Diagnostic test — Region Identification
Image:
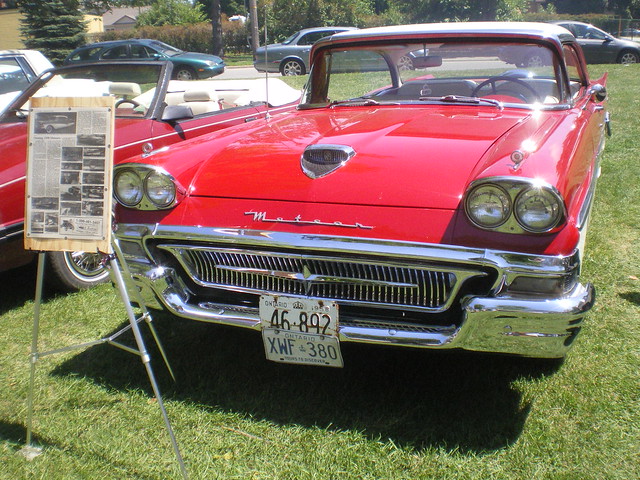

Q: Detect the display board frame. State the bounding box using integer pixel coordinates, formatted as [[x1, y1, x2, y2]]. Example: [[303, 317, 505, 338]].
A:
[[24, 96, 115, 254]]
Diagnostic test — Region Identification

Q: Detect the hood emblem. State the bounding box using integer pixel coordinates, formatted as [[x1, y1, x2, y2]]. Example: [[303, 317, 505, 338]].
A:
[[301, 144, 355, 179], [245, 211, 373, 230]]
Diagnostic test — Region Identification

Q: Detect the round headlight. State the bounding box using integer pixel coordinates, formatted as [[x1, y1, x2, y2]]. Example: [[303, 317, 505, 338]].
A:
[[144, 170, 176, 208], [114, 169, 143, 207], [514, 187, 563, 232], [465, 184, 511, 228]]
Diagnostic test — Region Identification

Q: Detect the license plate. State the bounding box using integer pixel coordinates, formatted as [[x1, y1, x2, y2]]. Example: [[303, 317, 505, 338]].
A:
[[259, 295, 343, 367]]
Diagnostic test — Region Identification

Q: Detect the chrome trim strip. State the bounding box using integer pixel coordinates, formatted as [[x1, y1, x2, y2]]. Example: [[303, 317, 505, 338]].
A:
[[0, 175, 26, 189], [118, 225, 580, 281], [577, 130, 606, 229]]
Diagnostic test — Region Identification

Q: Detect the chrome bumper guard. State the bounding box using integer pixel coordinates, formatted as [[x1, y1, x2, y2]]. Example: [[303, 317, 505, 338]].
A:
[[115, 224, 594, 358]]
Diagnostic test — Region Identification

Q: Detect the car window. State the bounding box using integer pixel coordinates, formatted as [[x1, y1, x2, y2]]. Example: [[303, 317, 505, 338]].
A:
[[584, 27, 609, 40], [2, 63, 165, 121], [304, 41, 565, 108], [101, 45, 129, 60], [298, 31, 334, 46], [281, 32, 298, 45], [0, 58, 31, 95], [562, 44, 585, 97], [130, 44, 154, 59], [68, 47, 102, 62]]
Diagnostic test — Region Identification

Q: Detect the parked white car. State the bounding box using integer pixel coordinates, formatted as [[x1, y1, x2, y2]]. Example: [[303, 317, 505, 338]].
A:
[[0, 50, 53, 114]]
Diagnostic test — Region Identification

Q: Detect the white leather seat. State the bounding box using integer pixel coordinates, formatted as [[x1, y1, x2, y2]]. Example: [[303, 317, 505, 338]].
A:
[[179, 90, 220, 115]]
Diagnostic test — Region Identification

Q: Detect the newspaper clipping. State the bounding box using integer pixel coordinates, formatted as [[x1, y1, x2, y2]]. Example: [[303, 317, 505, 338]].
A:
[[25, 98, 114, 253]]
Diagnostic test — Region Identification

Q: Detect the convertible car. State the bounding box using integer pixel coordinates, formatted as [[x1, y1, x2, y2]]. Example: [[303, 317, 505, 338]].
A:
[[0, 61, 300, 291], [113, 23, 608, 366]]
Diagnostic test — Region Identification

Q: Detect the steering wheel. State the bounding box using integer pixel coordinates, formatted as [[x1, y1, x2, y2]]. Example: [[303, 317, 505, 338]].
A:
[[472, 76, 541, 103], [115, 98, 141, 108]]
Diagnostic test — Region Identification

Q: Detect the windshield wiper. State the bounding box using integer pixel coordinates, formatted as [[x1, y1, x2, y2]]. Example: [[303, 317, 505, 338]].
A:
[[420, 94, 503, 109], [330, 97, 381, 107]]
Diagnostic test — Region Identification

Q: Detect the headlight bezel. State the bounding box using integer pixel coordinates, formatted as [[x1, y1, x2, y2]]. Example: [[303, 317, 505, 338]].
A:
[[514, 186, 564, 233], [464, 183, 512, 229], [114, 168, 144, 207], [113, 164, 181, 210], [464, 177, 566, 234]]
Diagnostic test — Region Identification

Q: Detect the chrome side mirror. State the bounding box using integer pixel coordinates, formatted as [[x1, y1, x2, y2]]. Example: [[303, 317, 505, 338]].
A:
[[589, 84, 607, 102]]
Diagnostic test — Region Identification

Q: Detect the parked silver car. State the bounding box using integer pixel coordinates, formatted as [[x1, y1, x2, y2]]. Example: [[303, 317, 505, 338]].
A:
[[254, 27, 357, 75]]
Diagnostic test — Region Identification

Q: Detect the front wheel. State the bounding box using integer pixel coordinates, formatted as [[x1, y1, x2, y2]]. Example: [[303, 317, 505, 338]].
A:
[[280, 59, 305, 76], [47, 251, 110, 292], [174, 66, 196, 80], [618, 50, 639, 64]]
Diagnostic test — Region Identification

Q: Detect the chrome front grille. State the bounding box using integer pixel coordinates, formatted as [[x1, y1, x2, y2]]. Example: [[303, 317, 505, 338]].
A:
[[159, 244, 486, 312]]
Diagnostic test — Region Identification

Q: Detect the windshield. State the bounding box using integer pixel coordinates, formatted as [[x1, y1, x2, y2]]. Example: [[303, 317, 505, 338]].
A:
[[150, 41, 183, 56], [281, 32, 299, 45], [302, 40, 573, 109], [1, 63, 164, 121]]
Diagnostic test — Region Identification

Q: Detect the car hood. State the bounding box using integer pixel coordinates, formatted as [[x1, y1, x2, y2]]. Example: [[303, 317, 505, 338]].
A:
[[185, 106, 550, 210], [174, 51, 223, 64]]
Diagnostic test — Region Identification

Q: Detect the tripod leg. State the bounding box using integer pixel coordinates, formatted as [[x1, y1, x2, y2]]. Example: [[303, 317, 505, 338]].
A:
[[109, 255, 189, 479], [110, 238, 176, 381], [21, 252, 46, 459]]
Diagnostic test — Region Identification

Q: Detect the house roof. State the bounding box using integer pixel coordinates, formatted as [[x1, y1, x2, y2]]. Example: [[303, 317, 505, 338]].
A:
[[102, 7, 150, 26]]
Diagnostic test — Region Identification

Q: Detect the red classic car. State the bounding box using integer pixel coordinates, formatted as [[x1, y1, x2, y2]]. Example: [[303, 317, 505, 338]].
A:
[[0, 61, 300, 291], [113, 23, 609, 366]]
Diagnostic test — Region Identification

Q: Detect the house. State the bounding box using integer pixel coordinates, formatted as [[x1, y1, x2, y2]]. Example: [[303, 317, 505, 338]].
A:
[[102, 7, 150, 32]]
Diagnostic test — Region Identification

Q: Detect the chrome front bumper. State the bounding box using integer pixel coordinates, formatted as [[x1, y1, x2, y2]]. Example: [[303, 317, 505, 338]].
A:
[[114, 224, 594, 358]]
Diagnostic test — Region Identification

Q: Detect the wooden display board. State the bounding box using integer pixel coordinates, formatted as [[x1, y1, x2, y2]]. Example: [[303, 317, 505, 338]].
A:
[[24, 96, 115, 254]]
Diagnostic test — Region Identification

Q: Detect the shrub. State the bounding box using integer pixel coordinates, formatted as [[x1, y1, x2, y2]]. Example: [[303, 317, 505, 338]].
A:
[[93, 16, 250, 56]]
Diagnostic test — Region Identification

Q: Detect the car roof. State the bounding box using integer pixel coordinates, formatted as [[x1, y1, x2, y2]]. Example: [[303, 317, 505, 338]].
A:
[[77, 39, 158, 49], [325, 22, 575, 45], [551, 21, 593, 27], [295, 26, 356, 35]]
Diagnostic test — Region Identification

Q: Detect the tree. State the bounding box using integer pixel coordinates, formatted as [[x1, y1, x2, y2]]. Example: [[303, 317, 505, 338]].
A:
[[18, 0, 86, 65], [265, 0, 375, 41], [548, 0, 607, 14], [210, 0, 223, 56], [249, 0, 259, 53], [196, 0, 244, 18], [136, 0, 207, 27], [392, 0, 527, 23]]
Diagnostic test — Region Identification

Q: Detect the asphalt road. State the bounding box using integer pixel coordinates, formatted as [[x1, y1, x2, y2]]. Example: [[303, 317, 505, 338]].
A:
[[218, 66, 278, 80]]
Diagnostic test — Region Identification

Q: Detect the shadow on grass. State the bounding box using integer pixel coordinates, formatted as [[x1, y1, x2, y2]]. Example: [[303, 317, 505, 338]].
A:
[[0, 420, 56, 453], [0, 262, 39, 314], [0, 259, 72, 315], [620, 291, 640, 306], [0, 420, 29, 446], [51, 313, 562, 455]]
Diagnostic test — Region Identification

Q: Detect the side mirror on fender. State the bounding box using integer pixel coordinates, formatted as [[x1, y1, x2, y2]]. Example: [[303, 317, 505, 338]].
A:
[[589, 83, 607, 102]]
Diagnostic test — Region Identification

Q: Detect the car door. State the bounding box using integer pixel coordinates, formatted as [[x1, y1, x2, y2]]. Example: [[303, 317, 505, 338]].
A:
[[0, 121, 30, 244], [148, 102, 265, 150], [574, 26, 618, 63]]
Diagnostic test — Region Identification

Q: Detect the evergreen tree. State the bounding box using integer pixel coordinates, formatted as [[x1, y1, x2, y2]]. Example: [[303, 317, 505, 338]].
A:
[[18, 0, 86, 65]]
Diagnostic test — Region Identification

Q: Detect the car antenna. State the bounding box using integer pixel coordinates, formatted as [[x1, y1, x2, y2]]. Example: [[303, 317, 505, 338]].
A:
[[263, 5, 270, 120]]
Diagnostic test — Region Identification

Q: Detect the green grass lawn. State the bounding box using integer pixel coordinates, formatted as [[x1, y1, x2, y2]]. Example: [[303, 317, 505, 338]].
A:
[[1, 64, 638, 479]]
